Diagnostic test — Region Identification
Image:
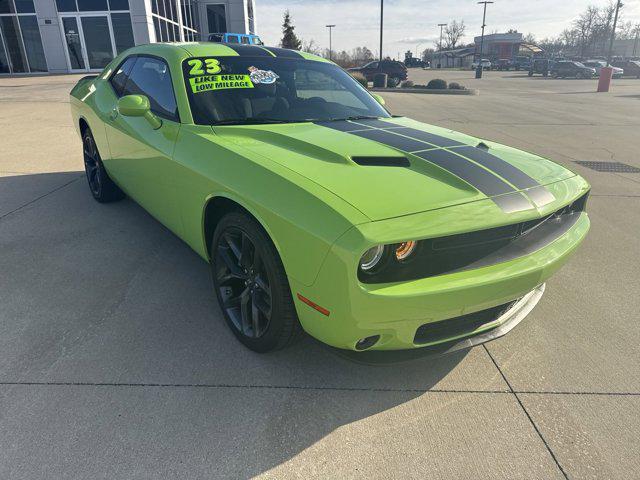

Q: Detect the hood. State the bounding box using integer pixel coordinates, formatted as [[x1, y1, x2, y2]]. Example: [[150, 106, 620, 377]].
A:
[[213, 117, 575, 221]]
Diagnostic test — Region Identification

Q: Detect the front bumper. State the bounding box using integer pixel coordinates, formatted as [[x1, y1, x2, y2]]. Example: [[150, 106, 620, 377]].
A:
[[292, 177, 590, 351]]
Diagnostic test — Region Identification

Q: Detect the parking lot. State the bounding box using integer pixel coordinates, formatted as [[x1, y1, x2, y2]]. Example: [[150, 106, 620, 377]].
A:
[[1, 69, 639, 479]]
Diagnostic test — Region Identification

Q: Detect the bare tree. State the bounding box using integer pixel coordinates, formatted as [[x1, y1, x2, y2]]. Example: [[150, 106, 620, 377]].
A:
[[301, 38, 320, 55], [573, 5, 598, 57], [444, 20, 466, 49]]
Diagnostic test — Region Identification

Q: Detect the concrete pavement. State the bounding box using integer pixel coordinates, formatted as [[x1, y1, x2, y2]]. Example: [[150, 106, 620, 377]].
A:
[[1, 70, 639, 479]]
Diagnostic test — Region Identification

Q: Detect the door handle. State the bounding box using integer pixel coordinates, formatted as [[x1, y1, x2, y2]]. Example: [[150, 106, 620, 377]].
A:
[[109, 107, 118, 121]]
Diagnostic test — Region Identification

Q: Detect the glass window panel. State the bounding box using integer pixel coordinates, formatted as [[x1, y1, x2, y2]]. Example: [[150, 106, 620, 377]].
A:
[[156, 0, 165, 17], [18, 16, 47, 72], [0, 0, 16, 14], [122, 56, 177, 120], [61, 16, 85, 69], [108, 0, 128, 10], [152, 16, 161, 41], [111, 13, 134, 53], [55, 0, 77, 11], [15, 0, 35, 13], [0, 16, 28, 72], [0, 29, 10, 73], [80, 16, 113, 68], [206, 4, 225, 33], [109, 55, 135, 95], [77, 0, 107, 11]]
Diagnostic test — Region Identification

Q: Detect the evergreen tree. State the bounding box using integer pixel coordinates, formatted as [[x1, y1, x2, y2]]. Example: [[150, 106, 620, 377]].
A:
[[280, 10, 302, 50]]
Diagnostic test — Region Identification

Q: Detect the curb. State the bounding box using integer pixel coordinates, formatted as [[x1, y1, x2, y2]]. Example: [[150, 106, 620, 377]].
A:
[[370, 88, 479, 95]]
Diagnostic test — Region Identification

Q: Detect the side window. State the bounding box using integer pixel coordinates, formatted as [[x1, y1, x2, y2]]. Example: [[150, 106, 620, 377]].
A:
[[227, 35, 239, 43], [109, 56, 137, 96], [122, 56, 179, 121], [240, 35, 249, 44], [366, 62, 379, 69]]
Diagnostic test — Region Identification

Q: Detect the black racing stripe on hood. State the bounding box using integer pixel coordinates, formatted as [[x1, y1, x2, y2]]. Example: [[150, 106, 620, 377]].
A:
[[491, 192, 536, 213], [351, 129, 434, 152], [384, 127, 467, 148], [453, 146, 539, 189], [525, 185, 556, 207], [314, 120, 372, 132], [314, 119, 536, 212], [261, 46, 304, 58], [223, 44, 274, 56], [415, 149, 516, 197], [349, 118, 404, 129], [452, 146, 555, 207]]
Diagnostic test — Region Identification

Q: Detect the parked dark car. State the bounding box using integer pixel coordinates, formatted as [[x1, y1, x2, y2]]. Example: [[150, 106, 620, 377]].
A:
[[514, 56, 531, 71], [404, 57, 426, 68], [611, 60, 640, 78], [528, 58, 553, 76], [495, 59, 513, 71], [349, 60, 408, 87], [550, 61, 595, 79]]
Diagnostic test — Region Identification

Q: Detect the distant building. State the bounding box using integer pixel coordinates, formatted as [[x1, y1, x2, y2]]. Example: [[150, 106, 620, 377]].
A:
[[611, 38, 640, 58], [0, 0, 256, 75], [474, 32, 522, 60]]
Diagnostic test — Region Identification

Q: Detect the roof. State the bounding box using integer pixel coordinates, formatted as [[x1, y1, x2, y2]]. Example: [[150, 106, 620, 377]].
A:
[[125, 42, 331, 63]]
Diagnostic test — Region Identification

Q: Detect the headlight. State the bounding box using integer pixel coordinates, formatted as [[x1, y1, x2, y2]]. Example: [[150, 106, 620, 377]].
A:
[[395, 241, 417, 261], [359, 245, 385, 271]]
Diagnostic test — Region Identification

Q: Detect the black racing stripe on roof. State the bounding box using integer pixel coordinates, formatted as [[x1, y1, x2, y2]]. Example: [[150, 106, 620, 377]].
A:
[[453, 146, 541, 189], [388, 127, 466, 148], [351, 129, 433, 152], [314, 120, 373, 132], [414, 149, 516, 197], [223, 44, 273, 56], [261, 46, 304, 58]]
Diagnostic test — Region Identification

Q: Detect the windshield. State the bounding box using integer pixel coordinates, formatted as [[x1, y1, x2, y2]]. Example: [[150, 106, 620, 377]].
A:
[[182, 56, 389, 125]]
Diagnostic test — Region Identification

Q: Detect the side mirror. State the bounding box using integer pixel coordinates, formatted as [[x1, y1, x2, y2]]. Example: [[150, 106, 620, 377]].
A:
[[117, 94, 162, 129], [371, 93, 386, 106]]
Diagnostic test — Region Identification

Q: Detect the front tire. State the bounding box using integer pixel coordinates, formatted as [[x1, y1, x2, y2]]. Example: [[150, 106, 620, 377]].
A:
[[82, 128, 124, 203], [210, 211, 302, 352]]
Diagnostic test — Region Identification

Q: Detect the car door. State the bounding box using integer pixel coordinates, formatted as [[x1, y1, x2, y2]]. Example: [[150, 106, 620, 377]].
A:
[[104, 55, 183, 236]]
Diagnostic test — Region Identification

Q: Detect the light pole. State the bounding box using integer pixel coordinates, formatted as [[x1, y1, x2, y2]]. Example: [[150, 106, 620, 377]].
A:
[[379, 0, 384, 61], [633, 24, 640, 57], [438, 23, 447, 68], [476, 1, 493, 79], [326, 24, 336, 61], [606, 0, 623, 66]]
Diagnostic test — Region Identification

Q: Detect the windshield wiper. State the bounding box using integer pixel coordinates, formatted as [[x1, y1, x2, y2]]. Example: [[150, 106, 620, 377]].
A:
[[213, 118, 289, 126], [333, 115, 381, 122]]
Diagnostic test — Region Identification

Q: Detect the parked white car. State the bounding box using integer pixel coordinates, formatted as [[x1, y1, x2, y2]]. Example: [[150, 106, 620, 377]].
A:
[[583, 60, 624, 78], [471, 59, 492, 70]]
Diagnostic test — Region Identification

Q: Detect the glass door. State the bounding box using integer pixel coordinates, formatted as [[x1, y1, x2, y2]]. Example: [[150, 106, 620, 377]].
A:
[[60, 16, 86, 71], [80, 16, 114, 69], [59, 13, 116, 72]]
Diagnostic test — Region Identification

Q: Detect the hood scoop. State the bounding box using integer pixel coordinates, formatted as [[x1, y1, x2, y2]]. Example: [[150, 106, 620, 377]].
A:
[[351, 156, 410, 167]]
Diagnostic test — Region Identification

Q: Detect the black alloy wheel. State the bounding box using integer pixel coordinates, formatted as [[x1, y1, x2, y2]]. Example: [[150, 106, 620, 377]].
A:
[[211, 212, 302, 352], [82, 128, 124, 202], [216, 227, 272, 339], [83, 130, 102, 197]]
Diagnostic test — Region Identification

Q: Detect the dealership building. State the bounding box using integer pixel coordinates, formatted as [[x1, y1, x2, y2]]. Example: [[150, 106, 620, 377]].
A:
[[0, 0, 256, 75]]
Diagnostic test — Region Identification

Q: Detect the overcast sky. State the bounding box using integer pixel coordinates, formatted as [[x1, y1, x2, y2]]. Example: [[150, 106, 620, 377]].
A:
[[255, 0, 640, 57]]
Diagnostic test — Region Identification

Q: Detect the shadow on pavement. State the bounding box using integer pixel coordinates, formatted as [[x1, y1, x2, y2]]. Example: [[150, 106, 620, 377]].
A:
[[0, 172, 471, 477]]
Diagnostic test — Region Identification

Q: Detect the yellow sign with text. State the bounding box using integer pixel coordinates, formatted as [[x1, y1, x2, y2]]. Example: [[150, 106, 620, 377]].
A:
[[190, 74, 254, 94]]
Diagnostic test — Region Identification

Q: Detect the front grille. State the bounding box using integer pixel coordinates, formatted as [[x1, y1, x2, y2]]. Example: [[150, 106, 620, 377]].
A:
[[359, 191, 589, 284], [414, 300, 519, 345]]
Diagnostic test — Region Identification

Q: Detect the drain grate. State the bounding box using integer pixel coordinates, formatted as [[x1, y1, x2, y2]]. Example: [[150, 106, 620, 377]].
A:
[[574, 161, 640, 173]]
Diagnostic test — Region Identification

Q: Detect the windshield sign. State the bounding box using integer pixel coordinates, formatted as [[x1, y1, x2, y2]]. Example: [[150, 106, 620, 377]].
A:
[[182, 56, 389, 125]]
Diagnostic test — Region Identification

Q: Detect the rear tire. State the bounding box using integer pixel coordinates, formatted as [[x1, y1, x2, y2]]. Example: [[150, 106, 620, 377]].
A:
[[82, 127, 125, 203], [210, 211, 302, 352]]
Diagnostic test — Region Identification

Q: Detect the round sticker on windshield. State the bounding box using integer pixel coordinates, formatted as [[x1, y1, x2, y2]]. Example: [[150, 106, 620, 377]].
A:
[[248, 66, 279, 85]]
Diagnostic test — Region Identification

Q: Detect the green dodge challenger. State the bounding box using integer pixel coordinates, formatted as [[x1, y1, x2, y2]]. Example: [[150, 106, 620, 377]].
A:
[[70, 43, 590, 353]]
